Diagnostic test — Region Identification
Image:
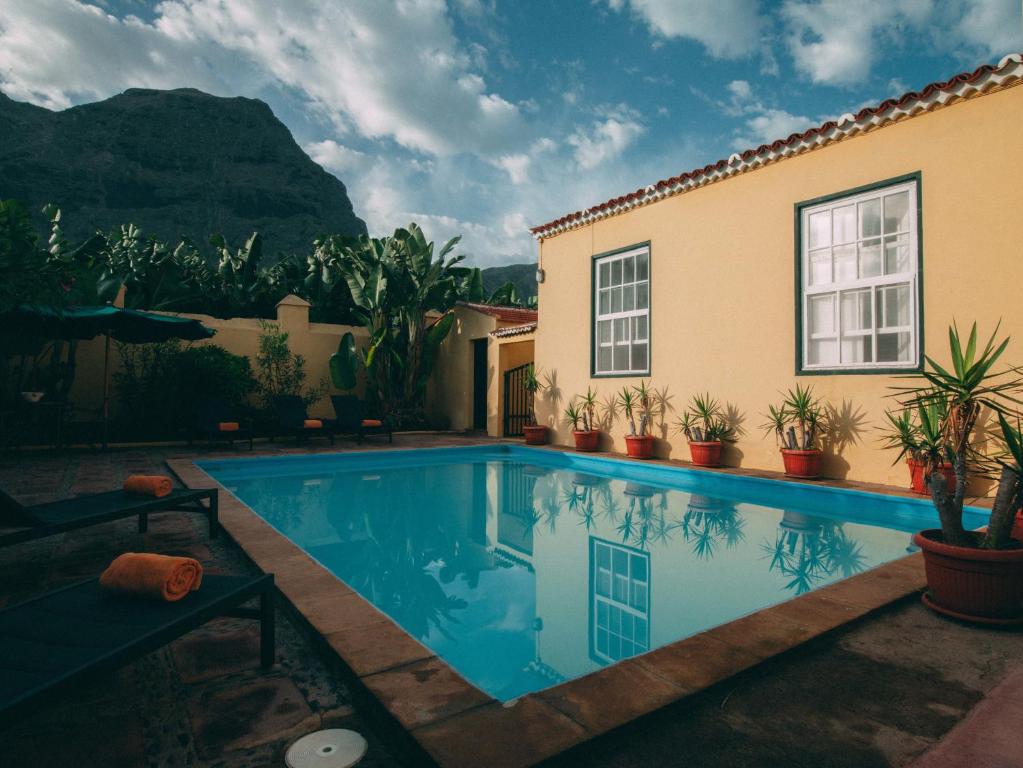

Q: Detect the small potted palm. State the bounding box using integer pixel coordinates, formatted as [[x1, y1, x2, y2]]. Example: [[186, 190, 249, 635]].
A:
[[565, 387, 600, 451], [677, 393, 733, 467], [894, 323, 1023, 624], [521, 364, 547, 445], [764, 384, 828, 479], [880, 403, 956, 495], [619, 380, 654, 459]]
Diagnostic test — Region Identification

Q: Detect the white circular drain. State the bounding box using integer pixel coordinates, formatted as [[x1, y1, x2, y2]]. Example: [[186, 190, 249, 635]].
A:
[[285, 729, 368, 768]]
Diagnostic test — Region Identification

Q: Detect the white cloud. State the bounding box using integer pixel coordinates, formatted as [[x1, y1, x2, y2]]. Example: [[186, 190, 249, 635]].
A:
[[498, 154, 531, 184], [948, 0, 1023, 59], [732, 108, 813, 149], [603, 0, 765, 58], [305, 140, 369, 175], [567, 108, 646, 170]]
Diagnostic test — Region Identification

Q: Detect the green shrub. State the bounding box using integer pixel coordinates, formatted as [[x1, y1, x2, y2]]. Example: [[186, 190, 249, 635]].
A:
[[255, 321, 326, 408]]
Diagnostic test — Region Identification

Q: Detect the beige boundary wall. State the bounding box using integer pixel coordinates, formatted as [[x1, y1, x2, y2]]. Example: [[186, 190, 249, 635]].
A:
[[487, 331, 536, 437], [533, 81, 1023, 488], [69, 295, 368, 421]]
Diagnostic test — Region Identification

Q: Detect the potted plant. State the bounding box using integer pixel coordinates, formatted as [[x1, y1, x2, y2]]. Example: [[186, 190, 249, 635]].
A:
[[880, 403, 956, 495], [521, 364, 547, 445], [677, 393, 733, 467], [619, 380, 654, 459], [895, 323, 1023, 624], [564, 387, 600, 451], [764, 384, 828, 479]]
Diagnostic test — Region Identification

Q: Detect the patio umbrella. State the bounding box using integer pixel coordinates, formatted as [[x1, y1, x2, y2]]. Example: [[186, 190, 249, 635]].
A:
[[0, 304, 216, 448]]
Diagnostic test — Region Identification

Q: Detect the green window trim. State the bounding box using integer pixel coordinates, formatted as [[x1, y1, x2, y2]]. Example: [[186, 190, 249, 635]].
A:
[[590, 241, 652, 379], [793, 171, 925, 376]]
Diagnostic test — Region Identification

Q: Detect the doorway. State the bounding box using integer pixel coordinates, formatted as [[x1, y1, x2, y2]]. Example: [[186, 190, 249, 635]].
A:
[[472, 338, 488, 431]]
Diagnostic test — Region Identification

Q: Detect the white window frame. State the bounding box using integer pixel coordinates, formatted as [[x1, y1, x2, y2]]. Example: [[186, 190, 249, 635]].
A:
[[800, 179, 920, 372], [593, 245, 650, 376]]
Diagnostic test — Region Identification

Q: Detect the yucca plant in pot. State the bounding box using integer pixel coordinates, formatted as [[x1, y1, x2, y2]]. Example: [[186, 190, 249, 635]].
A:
[[521, 364, 547, 445], [619, 380, 655, 459], [764, 384, 829, 479], [880, 401, 956, 495], [894, 323, 1023, 623], [566, 387, 600, 451], [677, 393, 734, 467]]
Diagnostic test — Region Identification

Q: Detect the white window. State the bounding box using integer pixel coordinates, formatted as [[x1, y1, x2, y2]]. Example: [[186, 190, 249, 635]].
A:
[[594, 245, 650, 375], [801, 180, 919, 371], [592, 539, 649, 663]]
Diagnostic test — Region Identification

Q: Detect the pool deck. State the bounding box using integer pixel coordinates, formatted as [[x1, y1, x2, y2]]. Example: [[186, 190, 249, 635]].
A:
[[167, 438, 990, 768]]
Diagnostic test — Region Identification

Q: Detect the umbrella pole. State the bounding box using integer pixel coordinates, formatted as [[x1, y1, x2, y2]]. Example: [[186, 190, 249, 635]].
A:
[[102, 333, 110, 450]]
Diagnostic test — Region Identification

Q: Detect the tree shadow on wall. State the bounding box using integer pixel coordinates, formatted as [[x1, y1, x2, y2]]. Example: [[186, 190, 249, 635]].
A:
[[821, 399, 870, 480], [541, 369, 563, 428], [721, 401, 747, 468]]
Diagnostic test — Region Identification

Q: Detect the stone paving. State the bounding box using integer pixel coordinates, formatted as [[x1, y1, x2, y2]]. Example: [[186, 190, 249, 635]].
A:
[[1, 437, 1022, 768]]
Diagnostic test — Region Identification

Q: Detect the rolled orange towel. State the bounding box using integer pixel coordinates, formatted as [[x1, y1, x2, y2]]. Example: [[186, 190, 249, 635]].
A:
[[303, 419, 323, 429], [99, 552, 203, 602], [123, 475, 173, 498], [218, 421, 240, 432], [361, 419, 383, 428]]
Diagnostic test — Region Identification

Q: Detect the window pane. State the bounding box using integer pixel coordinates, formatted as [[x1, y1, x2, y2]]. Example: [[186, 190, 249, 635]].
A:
[[809, 338, 838, 366], [599, 261, 610, 288], [622, 284, 635, 311], [877, 331, 911, 362], [636, 282, 649, 309], [859, 238, 882, 278], [611, 260, 623, 286], [884, 234, 910, 275], [879, 284, 911, 328], [631, 554, 647, 580], [636, 252, 649, 280], [631, 342, 647, 372], [842, 335, 873, 363], [623, 257, 635, 283], [834, 244, 856, 282], [632, 315, 648, 341], [598, 319, 612, 343], [808, 294, 835, 335], [613, 344, 629, 371], [597, 346, 612, 372], [610, 287, 622, 313], [598, 289, 610, 315], [809, 249, 831, 285], [884, 191, 909, 233], [833, 204, 855, 244], [859, 198, 881, 238], [840, 289, 872, 331], [808, 211, 830, 249], [614, 317, 629, 342]]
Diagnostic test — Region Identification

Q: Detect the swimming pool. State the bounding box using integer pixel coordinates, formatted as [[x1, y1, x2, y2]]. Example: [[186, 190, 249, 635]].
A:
[[199, 445, 987, 702]]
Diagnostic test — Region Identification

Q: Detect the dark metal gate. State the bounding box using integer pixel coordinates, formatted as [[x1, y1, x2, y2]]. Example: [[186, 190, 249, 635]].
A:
[[503, 363, 532, 437]]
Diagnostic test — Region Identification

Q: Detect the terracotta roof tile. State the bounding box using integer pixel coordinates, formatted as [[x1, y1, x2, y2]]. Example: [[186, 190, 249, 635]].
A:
[[458, 302, 538, 324], [530, 53, 1023, 240], [490, 321, 537, 338]]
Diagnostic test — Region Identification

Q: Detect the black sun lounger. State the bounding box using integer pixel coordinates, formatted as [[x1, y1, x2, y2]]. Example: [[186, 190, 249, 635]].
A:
[[0, 486, 219, 547], [0, 573, 275, 725]]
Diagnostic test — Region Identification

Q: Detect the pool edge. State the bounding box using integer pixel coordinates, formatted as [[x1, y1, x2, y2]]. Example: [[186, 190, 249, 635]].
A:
[[167, 449, 928, 768]]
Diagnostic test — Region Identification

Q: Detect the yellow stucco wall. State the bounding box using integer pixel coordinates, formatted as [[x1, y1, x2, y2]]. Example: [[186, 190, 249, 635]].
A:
[[431, 306, 497, 430], [69, 295, 368, 420], [534, 83, 1023, 487], [488, 335, 536, 436]]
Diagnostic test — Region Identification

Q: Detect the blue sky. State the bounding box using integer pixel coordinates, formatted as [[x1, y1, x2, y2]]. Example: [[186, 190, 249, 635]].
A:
[[1, 1, 1020, 265]]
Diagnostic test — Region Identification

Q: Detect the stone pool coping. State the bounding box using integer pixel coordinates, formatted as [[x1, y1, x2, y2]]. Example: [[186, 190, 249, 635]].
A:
[[168, 444, 940, 768]]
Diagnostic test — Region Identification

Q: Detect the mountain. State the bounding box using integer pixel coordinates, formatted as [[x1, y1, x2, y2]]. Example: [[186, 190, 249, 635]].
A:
[[481, 263, 537, 302], [0, 88, 366, 254]]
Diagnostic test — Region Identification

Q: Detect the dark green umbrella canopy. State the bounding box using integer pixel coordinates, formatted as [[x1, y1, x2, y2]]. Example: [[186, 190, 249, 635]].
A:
[[2, 305, 215, 343]]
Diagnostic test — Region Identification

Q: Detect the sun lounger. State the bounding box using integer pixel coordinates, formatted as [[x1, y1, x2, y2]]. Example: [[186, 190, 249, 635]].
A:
[[330, 395, 392, 444], [0, 486, 219, 547], [195, 398, 254, 450], [271, 395, 334, 445], [0, 573, 275, 724]]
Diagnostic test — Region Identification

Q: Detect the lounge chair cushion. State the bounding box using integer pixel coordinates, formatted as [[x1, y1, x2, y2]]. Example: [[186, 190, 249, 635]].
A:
[[303, 419, 323, 429], [217, 422, 240, 432], [361, 419, 383, 428]]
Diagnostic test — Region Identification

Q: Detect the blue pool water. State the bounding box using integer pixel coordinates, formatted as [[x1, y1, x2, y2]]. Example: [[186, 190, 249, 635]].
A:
[[199, 445, 988, 701]]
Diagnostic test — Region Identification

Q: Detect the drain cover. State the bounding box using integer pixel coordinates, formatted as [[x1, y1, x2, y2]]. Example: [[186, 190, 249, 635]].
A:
[[285, 729, 368, 768]]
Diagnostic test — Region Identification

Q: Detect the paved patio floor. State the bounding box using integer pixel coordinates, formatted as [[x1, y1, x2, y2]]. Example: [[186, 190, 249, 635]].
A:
[[1, 436, 1021, 767]]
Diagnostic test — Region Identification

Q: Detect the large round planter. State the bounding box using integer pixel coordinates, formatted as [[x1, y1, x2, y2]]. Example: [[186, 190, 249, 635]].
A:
[[913, 529, 1023, 624], [688, 441, 722, 468], [780, 448, 823, 479], [907, 459, 956, 496], [522, 425, 547, 445], [624, 434, 654, 459], [572, 430, 600, 452]]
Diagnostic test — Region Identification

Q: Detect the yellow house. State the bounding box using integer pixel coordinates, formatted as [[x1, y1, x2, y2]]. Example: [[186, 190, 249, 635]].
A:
[[528, 53, 1023, 488]]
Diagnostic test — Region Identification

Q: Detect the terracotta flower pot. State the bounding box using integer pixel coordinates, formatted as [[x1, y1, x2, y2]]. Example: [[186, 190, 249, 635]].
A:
[[907, 459, 956, 496], [572, 430, 600, 452], [522, 425, 547, 445], [914, 529, 1023, 624], [624, 434, 654, 459], [688, 441, 722, 467], [780, 448, 823, 479], [1013, 508, 1023, 542]]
